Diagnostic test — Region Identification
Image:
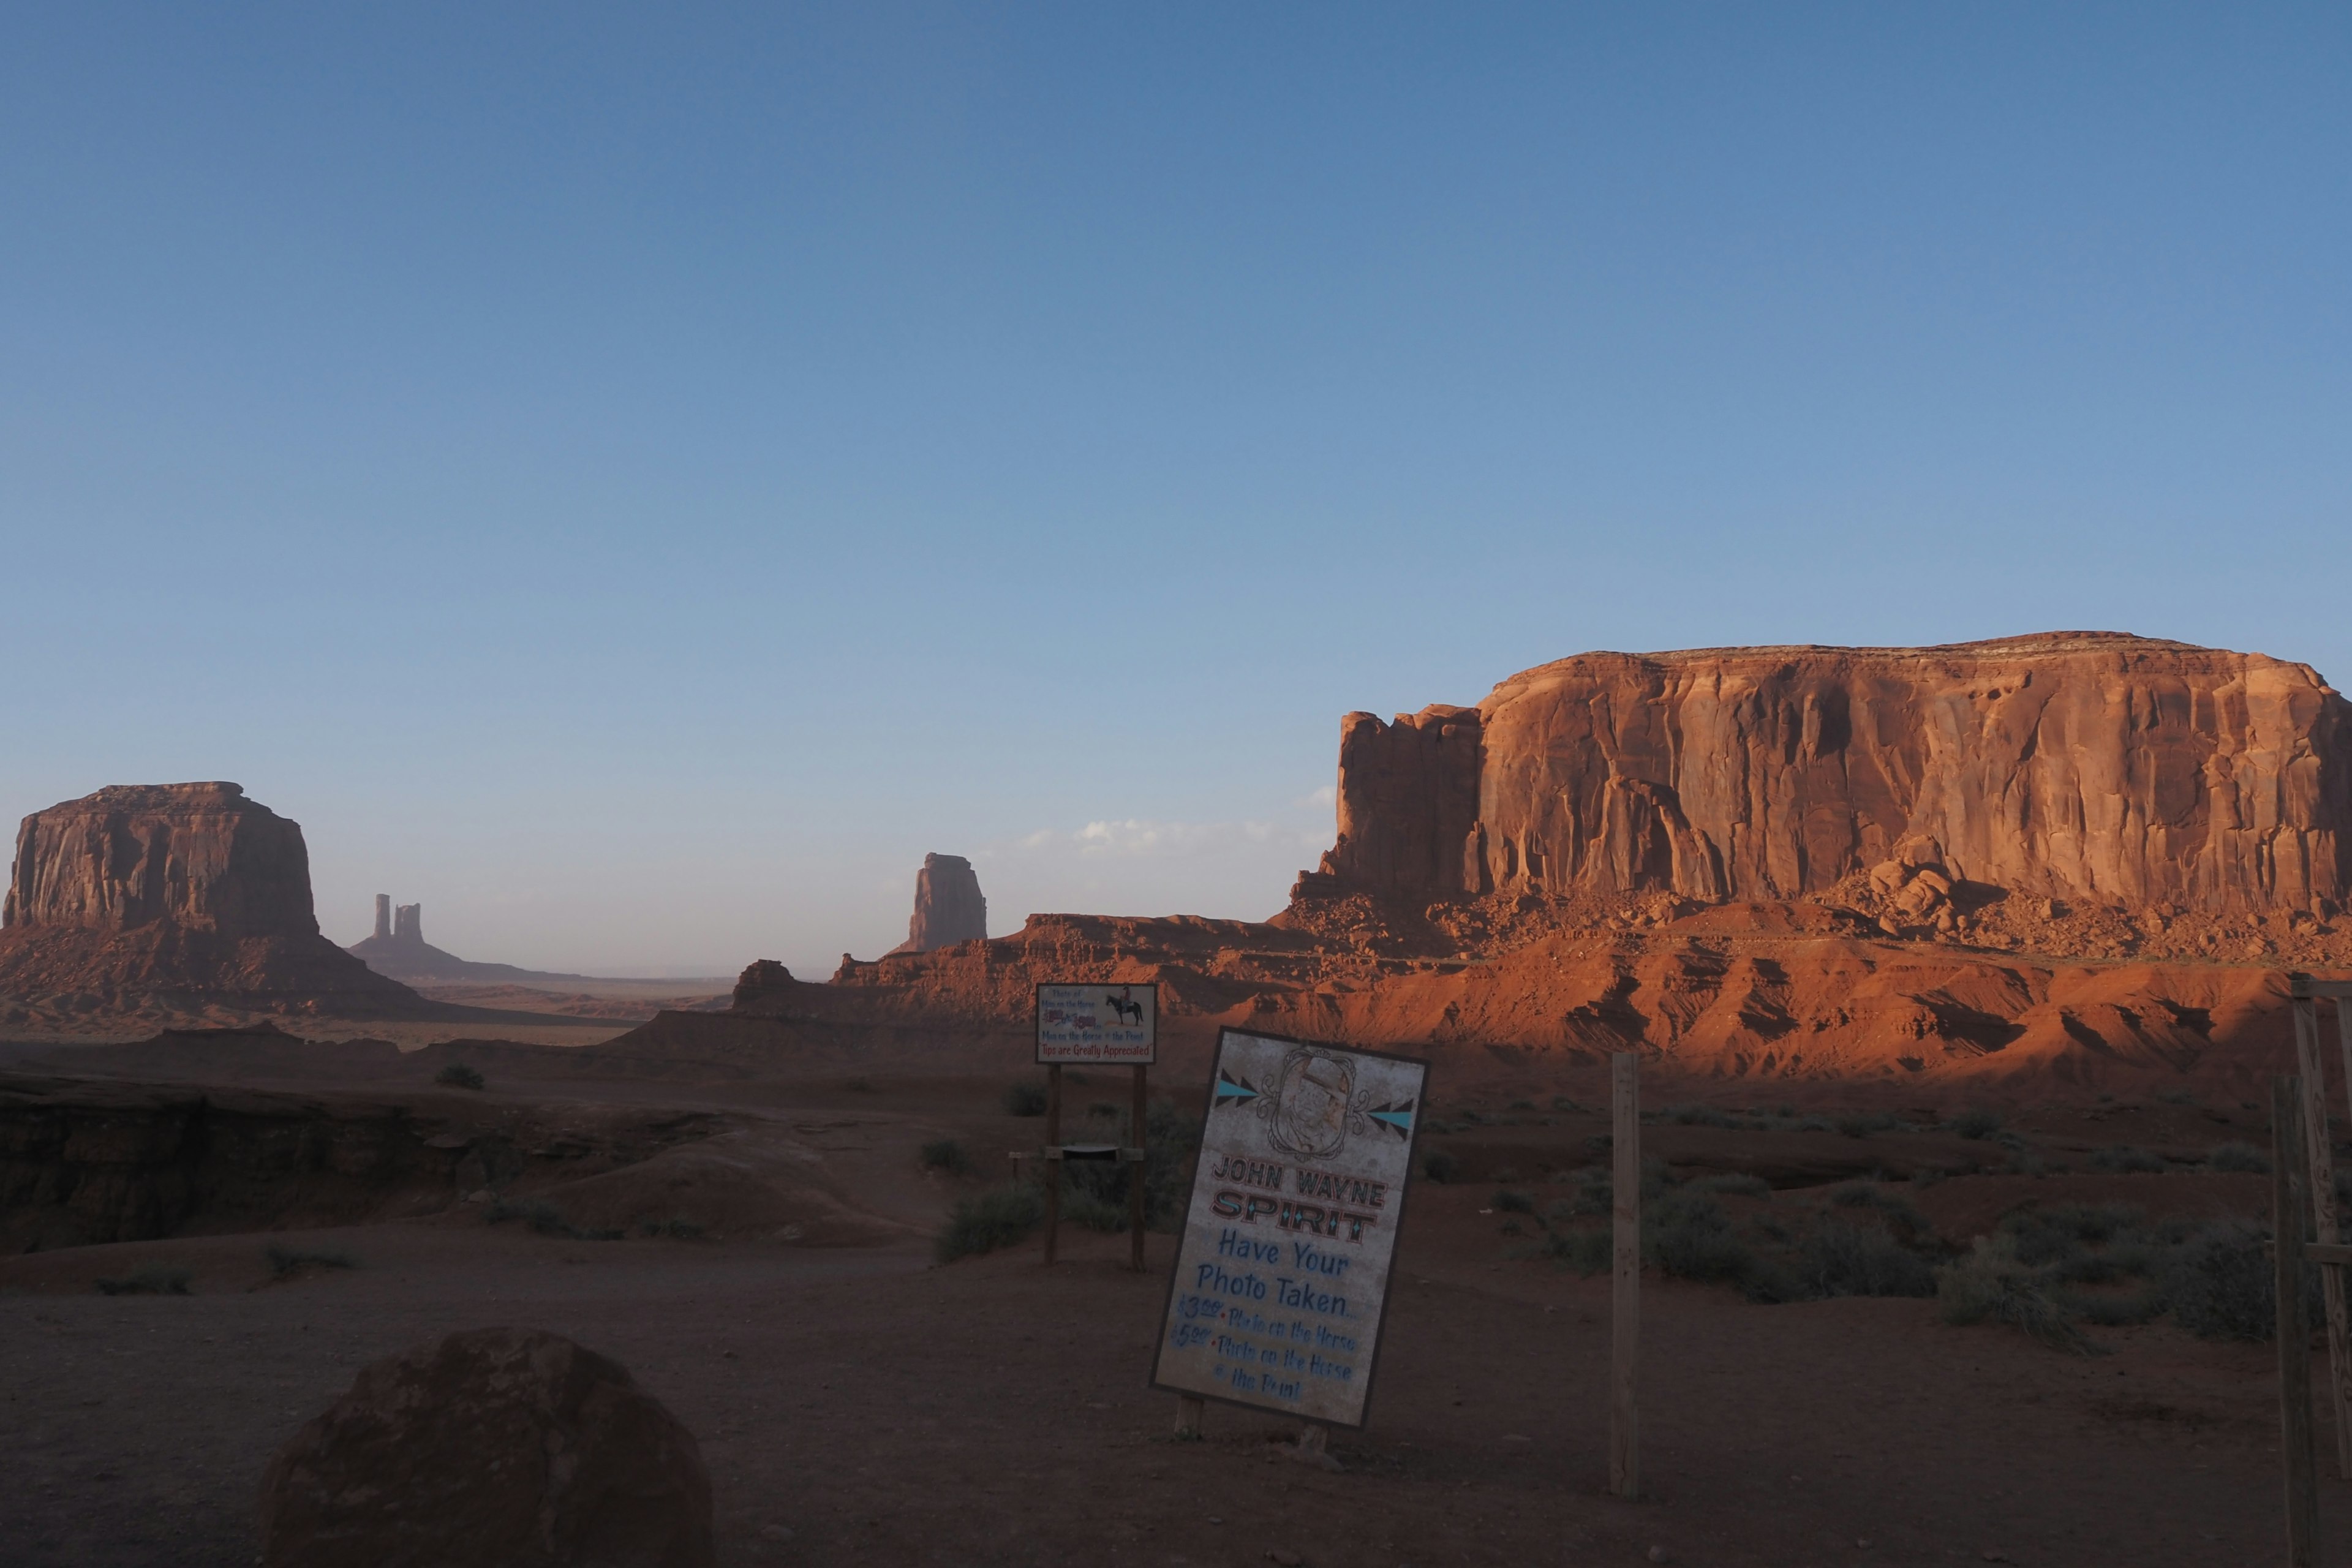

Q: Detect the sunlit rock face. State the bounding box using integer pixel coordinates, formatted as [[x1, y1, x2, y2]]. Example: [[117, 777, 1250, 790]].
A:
[[1306, 633, 2352, 916], [4, 782, 322, 937], [888, 853, 987, 955]]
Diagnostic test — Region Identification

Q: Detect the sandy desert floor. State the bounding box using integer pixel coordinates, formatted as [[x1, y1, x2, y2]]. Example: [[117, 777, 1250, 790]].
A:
[[2, 1041, 2345, 1567]]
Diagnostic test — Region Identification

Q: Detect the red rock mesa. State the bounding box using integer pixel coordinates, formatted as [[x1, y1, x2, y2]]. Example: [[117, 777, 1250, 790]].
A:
[[887, 853, 987, 955]]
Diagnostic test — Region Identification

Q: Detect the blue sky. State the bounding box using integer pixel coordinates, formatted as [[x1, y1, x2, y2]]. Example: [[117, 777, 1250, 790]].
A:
[[2, 4, 2345, 976]]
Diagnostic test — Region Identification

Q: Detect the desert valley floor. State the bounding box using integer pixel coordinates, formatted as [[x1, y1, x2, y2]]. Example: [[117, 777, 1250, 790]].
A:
[[5, 1026, 2348, 1567]]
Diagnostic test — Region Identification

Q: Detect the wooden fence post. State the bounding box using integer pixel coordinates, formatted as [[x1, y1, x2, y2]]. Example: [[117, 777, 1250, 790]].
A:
[[1130, 1063, 1148, 1271], [1611, 1051, 1640, 1501], [2275, 1074, 2319, 1567], [1174, 1395, 1205, 1439], [1044, 1063, 1063, 1266], [2293, 997, 2352, 1478]]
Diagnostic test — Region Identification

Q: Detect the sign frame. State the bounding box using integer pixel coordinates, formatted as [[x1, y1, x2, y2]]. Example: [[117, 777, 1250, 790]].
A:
[[1146, 1026, 1430, 1431], [1034, 981, 1159, 1066]]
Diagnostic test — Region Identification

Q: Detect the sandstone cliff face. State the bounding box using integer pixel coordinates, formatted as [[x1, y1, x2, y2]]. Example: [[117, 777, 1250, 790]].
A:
[[887, 853, 987, 955], [0, 783, 423, 1017], [4, 782, 320, 937], [1308, 633, 2352, 916]]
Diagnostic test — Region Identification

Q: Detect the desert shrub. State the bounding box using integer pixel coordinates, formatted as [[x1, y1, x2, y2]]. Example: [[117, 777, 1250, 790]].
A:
[[1834, 1112, 1896, 1139], [1936, 1236, 2090, 1352], [636, 1218, 707, 1240], [2162, 1221, 2315, 1341], [1536, 1228, 1612, 1275], [1422, 1150, 1461, 1183], [2064, 1285, 2168, 1327], [2001, 1203, 2140, 1267], [1458, 1109, 1490, 1126], [1001, 1082, 1048, 1117], [1950, 1107, 2003, 1139], [1645, 1191, 1761, 1288], [1668, 1103, 1737, 1128], [484, 1198, 622, 1241], [1797, 1115, 1833, 1133], [1700, 1172, 1771, 1197], [264, 1243, 355, 1278], [1508, 1098, 1537, 1111], [2206, 1142, 2269, 1174], [2003, 1147, 2048, 1176], [1796, 1219, 1936, 1298], [920, 1139, 974, 1175], [1493, 1188, 1534, 1213], [1087, 1101, 1120, 1119], [434, 1062, 485, 1090], [1551, 1095, 1582, 1112], [935, 1183, 1046, 1263], [96, 1265, 190, 1296], [2089, 1145, 2166, 1174]]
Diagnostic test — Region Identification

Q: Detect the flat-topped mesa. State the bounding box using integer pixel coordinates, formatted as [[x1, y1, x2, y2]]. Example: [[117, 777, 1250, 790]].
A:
[[4, 782, 321, 937], [886, 853, 987, 956], [1300, 632, 2352, 916]]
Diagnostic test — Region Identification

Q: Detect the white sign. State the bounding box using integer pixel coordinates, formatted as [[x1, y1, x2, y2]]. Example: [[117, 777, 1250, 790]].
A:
[[1035, 982, 1158, 1065], [1150, 1028, 1427, 1428]]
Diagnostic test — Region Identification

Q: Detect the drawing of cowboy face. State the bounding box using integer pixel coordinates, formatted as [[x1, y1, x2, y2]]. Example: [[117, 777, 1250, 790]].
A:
[[1268, 1049, 1354, 1159]]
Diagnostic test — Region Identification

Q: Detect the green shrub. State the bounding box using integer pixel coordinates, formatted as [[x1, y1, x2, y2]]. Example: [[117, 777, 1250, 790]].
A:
[[1507, 1098, 1537, 1112], [264, 1243, 356, 1278], [935, 1183, 1046, 1262], [1052, 1099, 1200, 1232], [1422, 1150, 1461, 1183], [1834, 1112, 1896, 1139], [1668, 1103, 1737, 1128], [2206, 1142, 2269, 1174], [96, 1265, 190, 1296], [1700, 1172, 1771, 1197], [1950, 1107, 2003, 1139], [1936, 1236, 2090, 1352], [1001, 1082, 1049, 1117], [1493, 1188, 1534, 1213], [1536, 1229, 1611, 1275], [1796, 1219, 1935, 1298], [2089, 1145, 2166, 1174], [920, 1139, 974, 1175], [2163, 1222, 2310, 1341], [434, 1062, 485, 1090], [1551, 1095, 1582, 1112], [1645, 1191, 1760, 1288]]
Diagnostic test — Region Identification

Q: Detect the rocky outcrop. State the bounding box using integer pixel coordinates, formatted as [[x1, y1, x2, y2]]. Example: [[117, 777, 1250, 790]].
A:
[[0, 784, 424, 1017], [257, 1328, 713, 1568], [1303, 633, 2352, 916], [886, 853, 987, 954]]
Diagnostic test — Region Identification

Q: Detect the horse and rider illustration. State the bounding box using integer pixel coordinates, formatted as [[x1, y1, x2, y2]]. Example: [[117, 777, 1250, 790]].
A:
[[1106, 986, 1146, 1027]]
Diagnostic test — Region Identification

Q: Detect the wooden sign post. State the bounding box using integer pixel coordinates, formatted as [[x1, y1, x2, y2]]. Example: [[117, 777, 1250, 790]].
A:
[[1611, 1050, 1640, 1501], [2274, 1073, 2319, 1567], [1035, 982, 1159, 1269], [2291, 972, 2352, 1481], [1150, 1028, 1429, 1444]]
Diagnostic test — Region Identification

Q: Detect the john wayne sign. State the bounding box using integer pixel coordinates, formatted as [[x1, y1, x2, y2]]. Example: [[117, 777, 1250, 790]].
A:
[[1035, 982, 1158, 1065], [1150, 1028, 1428, 1428]]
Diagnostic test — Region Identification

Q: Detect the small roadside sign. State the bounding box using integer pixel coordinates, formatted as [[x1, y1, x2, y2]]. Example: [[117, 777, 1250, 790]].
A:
[[1150, 1027, 1427, 1429], [1035, 982, 1158, 1065]]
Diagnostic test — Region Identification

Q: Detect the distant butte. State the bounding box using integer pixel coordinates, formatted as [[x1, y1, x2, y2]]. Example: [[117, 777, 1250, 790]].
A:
[[346, 895, 592, 986], [887, 854, 987, 956]]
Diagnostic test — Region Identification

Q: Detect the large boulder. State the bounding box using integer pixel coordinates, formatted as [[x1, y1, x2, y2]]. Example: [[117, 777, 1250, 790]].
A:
[[257, 1327, 713, 1568], [1303, 632, 2352, 916]]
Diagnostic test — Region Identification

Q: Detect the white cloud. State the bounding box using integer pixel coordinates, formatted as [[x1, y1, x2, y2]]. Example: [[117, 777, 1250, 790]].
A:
[[1298, 784, 1338, 810]]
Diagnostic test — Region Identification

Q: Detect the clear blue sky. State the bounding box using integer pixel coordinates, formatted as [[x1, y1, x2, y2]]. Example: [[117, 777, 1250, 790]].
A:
[[3, 5, 2345, 977]]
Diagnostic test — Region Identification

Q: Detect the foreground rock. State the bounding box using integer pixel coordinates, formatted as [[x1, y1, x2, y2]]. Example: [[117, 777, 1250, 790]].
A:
[[1300, 632, 2351, 916], [0, 783, 425, 1020], [257, 1327, 712, 1568], [888, 851, 987, 954]]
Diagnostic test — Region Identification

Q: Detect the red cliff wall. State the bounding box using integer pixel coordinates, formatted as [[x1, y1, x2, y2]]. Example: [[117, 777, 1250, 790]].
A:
[[4, 782, 321, 937], [1310, 633, 2352, 915]]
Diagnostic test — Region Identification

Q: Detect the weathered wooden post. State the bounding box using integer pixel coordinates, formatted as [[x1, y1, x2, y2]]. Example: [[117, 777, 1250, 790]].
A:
[[2290, 982, 2352, 1478], [1129, 1061, 1149, 1270], [1043, 1062, 1063, 1266], [1611, 1050, 1640, 1501], [2275, 1074, 2318, 1567], [1173, 1395, 1205, 1439]]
